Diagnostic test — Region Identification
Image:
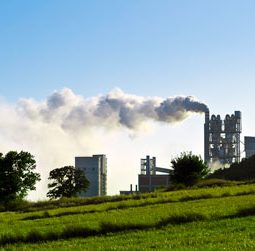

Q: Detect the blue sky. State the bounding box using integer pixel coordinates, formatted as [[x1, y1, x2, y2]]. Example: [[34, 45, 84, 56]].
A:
[[1, 0, 255, 103], [0, 1, 254, 197]]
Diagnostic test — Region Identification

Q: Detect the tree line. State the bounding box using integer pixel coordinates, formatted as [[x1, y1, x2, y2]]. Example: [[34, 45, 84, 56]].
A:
[[0, 150, 211, 205], [208, 154, 255, 180], [3, 149, 253, 205]]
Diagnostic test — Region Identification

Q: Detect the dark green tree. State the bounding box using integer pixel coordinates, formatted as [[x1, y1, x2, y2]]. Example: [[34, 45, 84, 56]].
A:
[[47, 166, 89, 199], [0, 151, 40, 202], [208, 154, 255, 181], [170, 152, 209, 186]]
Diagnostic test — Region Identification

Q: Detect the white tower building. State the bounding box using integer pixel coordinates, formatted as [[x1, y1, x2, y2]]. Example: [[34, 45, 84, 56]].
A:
[[75, 154, 107, 197]]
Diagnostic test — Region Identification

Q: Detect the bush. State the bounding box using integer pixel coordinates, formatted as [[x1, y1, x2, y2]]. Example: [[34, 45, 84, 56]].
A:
[[170, 152, 209, 186], [1, 199, 30, 212]]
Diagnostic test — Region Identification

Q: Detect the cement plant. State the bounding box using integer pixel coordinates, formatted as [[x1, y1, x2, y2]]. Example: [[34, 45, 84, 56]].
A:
[[76, 110, 255, 196]]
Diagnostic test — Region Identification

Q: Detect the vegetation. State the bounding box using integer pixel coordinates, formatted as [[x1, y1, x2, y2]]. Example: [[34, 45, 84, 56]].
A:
[[0, 150, 255, 250], [0, 151, 40, 204], [209, 154, 255, 181], [0, 183, 254, 250], [47, 166, 89, 199], [170, 152, 209, 186]]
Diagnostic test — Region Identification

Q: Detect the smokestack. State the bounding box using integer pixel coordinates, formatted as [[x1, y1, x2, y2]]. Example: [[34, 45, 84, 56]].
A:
[[146, 155, 150, 175], [152, 157, 156, 175], [204, 108, 210, 163], [205, 108, 210, 124]]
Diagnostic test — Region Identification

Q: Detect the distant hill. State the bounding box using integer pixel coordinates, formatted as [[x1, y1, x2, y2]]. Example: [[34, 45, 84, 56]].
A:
[[208, 154, 255, 181]]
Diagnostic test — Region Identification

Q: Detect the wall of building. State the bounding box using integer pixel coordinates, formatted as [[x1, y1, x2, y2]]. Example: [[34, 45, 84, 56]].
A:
[[138, 175, 170, 192], [75, 155, 107, 197], [245, 137, 255, 158]]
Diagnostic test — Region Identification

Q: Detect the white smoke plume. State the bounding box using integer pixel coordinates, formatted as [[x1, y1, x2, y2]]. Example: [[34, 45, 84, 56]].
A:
[[0, 88, 208, 200], [18, 88, 208, 131], [208, 161, 227, 172]]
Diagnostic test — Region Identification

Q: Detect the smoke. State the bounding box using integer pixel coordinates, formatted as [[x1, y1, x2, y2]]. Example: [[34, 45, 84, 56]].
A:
[[18, 88, 208, 131], [0, 88, 208, 200], [208, 161, 229, 172]]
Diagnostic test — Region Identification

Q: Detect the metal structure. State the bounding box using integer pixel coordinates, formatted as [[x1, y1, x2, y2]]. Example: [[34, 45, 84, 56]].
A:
[[244, 136, 255, 158], [204, 110, 242, 165], [119, 184, 138, 195], [139, 155, 170, 192], [75, 154, 107, 197]]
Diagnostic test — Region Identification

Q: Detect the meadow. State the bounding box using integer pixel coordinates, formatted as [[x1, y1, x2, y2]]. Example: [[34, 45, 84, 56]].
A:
[[0, 182, 255, 250]]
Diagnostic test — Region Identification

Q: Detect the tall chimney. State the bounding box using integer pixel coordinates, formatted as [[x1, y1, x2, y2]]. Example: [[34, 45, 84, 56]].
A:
[[204, 109, 210, 163], [146, 155, 150, 175]]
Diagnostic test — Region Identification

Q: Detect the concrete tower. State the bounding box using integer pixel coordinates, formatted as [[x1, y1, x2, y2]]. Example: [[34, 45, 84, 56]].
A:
[[75, 154, 107, 197]]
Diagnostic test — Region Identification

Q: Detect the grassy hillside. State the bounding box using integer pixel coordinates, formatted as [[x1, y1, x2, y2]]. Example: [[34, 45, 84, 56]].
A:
[[1, 183, 255, 250]]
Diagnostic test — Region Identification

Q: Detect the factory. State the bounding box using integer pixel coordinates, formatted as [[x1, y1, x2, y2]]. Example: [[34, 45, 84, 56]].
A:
[[138, 155, 170, 192], [75, 154, 107, 197], [204, 109, 255, 165], [204, 110, 242, 165], [77, 110, 255, 197], [120, 155, 171, 194]]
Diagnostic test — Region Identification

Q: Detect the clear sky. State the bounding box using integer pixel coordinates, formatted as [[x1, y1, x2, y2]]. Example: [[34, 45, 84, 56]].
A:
[[0, 0, 255, 199]]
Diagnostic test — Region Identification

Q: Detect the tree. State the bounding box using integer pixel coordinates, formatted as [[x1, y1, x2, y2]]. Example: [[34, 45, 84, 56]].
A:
[[170, 152, 209, 186], [208, 154, 255, 181], [0, 151, 41, 202], [47, 166, 89, 199]]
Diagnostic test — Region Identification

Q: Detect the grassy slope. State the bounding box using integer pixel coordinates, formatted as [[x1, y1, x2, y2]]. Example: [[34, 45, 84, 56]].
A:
[[1, 184, 255, 250]]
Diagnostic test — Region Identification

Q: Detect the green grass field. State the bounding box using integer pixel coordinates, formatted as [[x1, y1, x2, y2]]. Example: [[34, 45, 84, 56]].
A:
[[1, 183, 255, 250]]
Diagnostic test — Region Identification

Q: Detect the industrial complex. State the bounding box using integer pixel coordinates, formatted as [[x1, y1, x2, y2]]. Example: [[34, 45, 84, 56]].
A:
[[138, 155, 170, 192], [75, 110, 255, 196], [204, 110, 242, 165], [204, 110, 255, 164]]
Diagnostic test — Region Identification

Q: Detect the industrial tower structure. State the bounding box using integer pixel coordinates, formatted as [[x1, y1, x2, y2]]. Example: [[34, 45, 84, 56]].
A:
[[204, 110, 241, 165], [138, 155, 170, 192], [75, 154, 107, 197]]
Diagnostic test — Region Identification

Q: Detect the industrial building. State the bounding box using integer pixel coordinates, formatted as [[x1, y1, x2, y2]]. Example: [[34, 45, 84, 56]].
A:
[[138, 155, 170, 192], [244, 137, 255, 158], [119, 184, 138, 195], [204, 110, 242, 165], [75, 154, 107, 197]]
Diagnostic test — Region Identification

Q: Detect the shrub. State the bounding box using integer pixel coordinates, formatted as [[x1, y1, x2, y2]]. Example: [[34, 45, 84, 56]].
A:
[[170, 152, 209, 186]]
